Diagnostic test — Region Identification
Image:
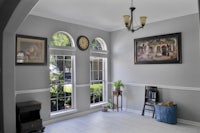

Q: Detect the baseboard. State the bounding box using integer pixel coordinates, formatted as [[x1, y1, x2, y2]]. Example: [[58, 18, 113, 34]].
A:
[[125, 108, 200, 127], [43, 108, 101, 126], [43, 108, 200, 127], [178, 118, 200, 127], [123, 108, 141, 114]]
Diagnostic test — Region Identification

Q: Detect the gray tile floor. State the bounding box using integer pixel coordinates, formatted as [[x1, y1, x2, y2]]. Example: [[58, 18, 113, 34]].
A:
[[45, 111, 200, 133]]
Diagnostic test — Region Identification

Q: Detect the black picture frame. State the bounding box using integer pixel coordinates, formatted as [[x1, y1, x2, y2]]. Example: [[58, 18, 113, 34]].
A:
[[16, 34, 47, 65], [134, 32, 182, 64]]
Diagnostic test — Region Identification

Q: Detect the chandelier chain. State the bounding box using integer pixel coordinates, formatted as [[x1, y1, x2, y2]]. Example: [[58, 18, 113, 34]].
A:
[[131, 0, 133, 7]]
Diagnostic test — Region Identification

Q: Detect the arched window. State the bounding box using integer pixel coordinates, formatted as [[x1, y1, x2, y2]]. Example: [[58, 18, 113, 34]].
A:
[[90, 37, 108, 106], [50, 31, 75, 47], [90, 37, 107, 51], [49, 31, 76, 113]]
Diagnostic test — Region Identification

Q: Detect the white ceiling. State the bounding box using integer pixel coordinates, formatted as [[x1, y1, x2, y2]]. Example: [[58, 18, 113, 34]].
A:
[[30, 0, 198, 32]]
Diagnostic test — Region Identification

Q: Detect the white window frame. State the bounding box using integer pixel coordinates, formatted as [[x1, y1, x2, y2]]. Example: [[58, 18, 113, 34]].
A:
[[49, 31, 77, 116], [90, 37, 108, 107]]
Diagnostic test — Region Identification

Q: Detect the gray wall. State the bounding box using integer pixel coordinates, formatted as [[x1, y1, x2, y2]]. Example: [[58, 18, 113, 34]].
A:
[[2, 1, 39, 133], [110, 13, 200, 122], [0, 0, 24, 132], [158, 88, 200, 122], [16, 15, 111, 121]]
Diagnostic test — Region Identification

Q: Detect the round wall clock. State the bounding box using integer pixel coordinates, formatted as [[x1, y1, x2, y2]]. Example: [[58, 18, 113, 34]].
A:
[[77, 35, 89, 51]]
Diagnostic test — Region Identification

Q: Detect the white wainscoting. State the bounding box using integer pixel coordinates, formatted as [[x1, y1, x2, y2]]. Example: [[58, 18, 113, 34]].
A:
[[109, 82, 200, 91], [15, 83, 90, 95], [15, 88, 49, 95], [15, 83, 200, 127]]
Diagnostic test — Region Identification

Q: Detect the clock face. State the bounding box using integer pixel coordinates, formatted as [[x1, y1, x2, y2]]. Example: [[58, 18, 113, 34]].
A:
[[77, 36, 89, 51]]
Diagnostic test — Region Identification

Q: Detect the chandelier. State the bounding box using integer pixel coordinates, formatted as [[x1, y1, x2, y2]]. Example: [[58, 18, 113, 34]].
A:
[[123, 0, 147, 32]]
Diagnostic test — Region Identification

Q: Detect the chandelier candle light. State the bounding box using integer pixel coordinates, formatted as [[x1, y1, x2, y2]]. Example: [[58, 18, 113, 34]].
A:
[[123, 0, 147, 32]]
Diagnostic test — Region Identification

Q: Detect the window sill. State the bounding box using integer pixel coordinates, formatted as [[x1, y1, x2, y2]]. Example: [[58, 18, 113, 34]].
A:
[[50, 109, 77, 118], [90, 102, 107, 108], [90, 50, 108, 54]]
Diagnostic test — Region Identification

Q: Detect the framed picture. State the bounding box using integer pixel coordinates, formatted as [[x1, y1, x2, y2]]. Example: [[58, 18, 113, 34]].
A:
[[16, 34, 47, 65], [134, 32, 182, 64]]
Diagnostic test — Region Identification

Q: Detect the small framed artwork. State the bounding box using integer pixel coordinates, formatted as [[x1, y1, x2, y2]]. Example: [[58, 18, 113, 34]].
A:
[[16, 34, 47, 65], [134, 32, 182, 64]]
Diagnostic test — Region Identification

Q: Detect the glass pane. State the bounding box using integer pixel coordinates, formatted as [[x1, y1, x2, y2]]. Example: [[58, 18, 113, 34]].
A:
[[99, 59, 103, 70], [65, 56, 71, 60], [65, 61, 71, 72], [99, 70, 102, 80], [64, 56, 72, 84], [50, 85, 57, 98], [50, 55, 56, 66], [65, 97, 72, 109], [90, 83, 103, 104], [50, 56, 59, 84], [51, 32, 71, 47], [93, 59, 98, 70], [64, 72, 71, 84], [64, 84, 72, 96], [58, 98, 65, 110], [56, 58, 64, 83], [51, 100, 57, 112], [57, 85, 64, 97], [57, 56, 63, 60], [90, 58, 98, 71], [50, 72, 59, 84], [90, 39, 102, 50], [91, 71, 98, 81], [57, 59, 63, 71]]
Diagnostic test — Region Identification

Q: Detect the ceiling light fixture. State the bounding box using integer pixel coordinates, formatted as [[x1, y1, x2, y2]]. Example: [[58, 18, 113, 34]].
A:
[[123, 0, 147, 33]]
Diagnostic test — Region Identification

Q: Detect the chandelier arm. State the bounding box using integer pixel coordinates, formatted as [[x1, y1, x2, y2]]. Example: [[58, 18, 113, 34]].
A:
[[131, 26, 143, 32]]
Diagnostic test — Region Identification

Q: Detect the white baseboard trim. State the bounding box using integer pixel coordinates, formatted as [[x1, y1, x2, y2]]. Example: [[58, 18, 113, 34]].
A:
[[43, 108, 101, 126], [125, 108, 154, 117], [123, 108, 141, 114], [178, 118, 200, 127], [125, 109, 200, 127], [43, 108, 200, 127]]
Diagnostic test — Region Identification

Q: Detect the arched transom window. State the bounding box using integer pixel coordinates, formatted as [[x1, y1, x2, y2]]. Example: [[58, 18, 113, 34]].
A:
[[90, 37, 107, 51], [51, 31, 75, 47]]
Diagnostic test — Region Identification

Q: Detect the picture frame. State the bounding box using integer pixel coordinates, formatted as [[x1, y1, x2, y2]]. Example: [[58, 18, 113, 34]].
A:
[[16, 34, 47, 65], [134, 32, 182, 64]]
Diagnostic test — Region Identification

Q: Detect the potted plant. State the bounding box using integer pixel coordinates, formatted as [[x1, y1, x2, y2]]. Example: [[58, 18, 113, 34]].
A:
[[102, 99, 112, 112], [114, 80, 124, 92]]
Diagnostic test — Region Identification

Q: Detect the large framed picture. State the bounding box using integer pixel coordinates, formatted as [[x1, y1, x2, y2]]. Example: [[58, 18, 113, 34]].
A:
[[134, 33, 182, 64], [16, 34, 47, 65]]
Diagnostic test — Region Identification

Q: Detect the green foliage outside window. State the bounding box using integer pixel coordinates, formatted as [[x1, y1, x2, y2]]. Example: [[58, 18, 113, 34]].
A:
[[50, 55, 56, 66], [90, 84, 103, 91], [90, 83, 103, 103], [51, 32, 71, 46], [90, 39, 102, 50]]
